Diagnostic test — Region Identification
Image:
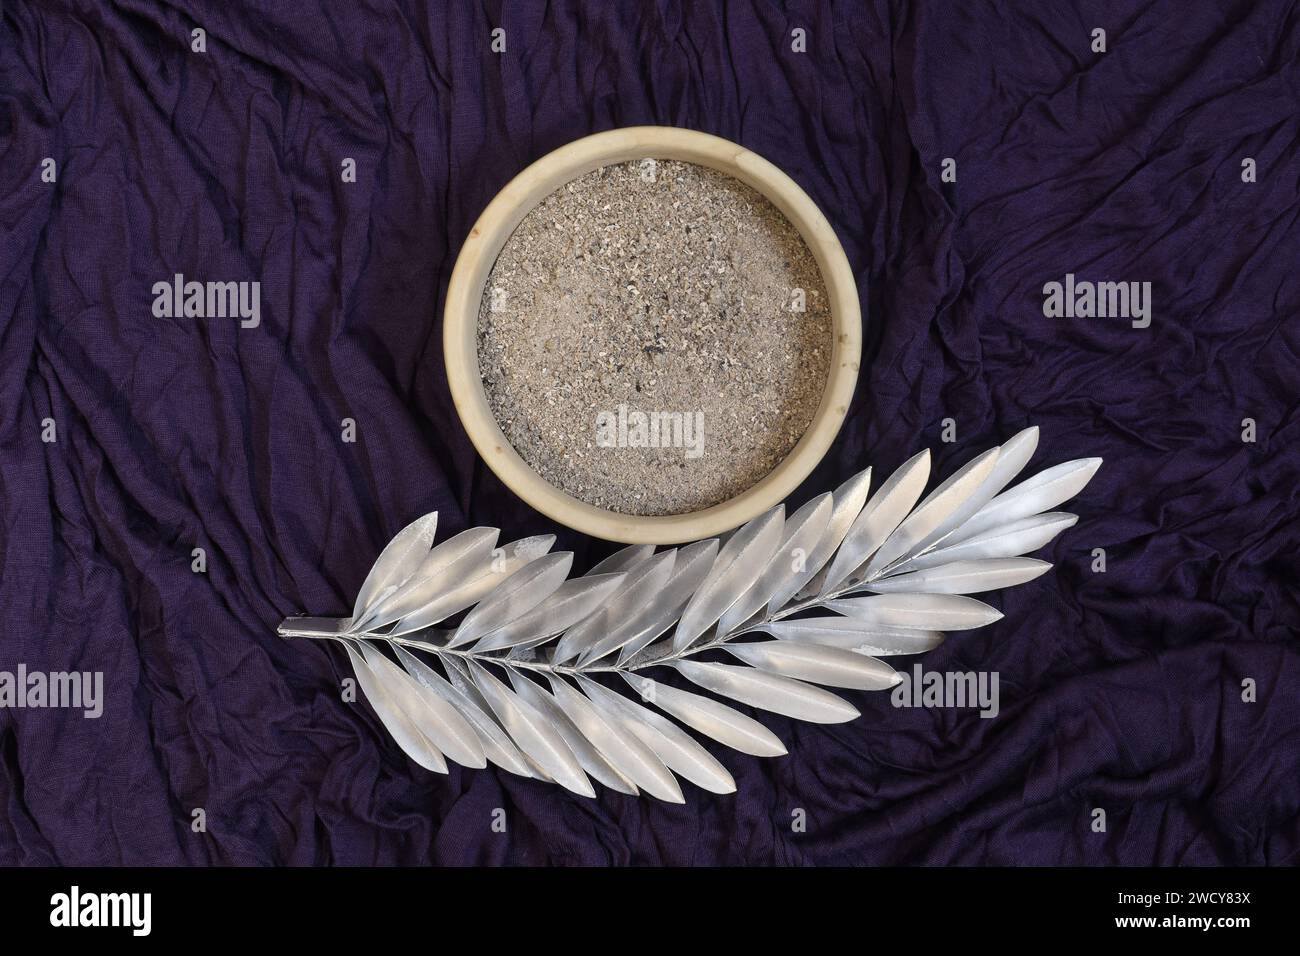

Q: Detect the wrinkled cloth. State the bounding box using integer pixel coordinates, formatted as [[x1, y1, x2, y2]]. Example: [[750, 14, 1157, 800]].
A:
[[1, 0, 1298, 866]]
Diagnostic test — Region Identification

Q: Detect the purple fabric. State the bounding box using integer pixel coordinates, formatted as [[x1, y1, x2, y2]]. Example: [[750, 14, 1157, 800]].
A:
[[2, 0, 1298, 866]]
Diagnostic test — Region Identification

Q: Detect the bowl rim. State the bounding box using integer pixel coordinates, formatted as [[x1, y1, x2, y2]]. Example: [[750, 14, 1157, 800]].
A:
[[444, 126, 861, 544]]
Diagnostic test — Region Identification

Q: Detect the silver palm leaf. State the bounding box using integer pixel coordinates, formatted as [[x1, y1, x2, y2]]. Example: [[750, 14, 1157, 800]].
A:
[[279, 427, 1101, 801]]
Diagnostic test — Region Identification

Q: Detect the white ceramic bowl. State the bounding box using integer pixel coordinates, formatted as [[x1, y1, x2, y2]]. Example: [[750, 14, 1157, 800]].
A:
[[444, 126, 860, 544]]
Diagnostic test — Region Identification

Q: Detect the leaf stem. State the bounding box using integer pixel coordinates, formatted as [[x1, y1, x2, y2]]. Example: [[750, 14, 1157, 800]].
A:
[[276, 566, 879, 683]]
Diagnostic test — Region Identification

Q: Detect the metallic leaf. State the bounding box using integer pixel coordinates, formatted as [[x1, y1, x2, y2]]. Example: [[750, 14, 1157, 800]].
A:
[[792, 468, 873, 602], [280, 433, 1100, 803], [393, 645, 532, 777], [864, 448, 1001, 580], [361, 643, 485, 768], [945, 458, 1103, 547], [350, 513, 437, 623], [355, 527, 499, 632], [759, 618, 944, 655], [471, 572, 626, 653], [916, 426, 1040, 556], [388, 535, 556, 636], [864, 557, 1051, 594], [723, 641, 900, 690], [671, 505, 785, 651], [448, 551, 574, 648], [826, 593, 1003, 630], [889, 513, 1076, 574], [577, 676, 735, 794], [554, 549, 678, 664], [546, 676, 684, 803], [441, 656, 549, 781], [507, 671, 637, 795], [621, 673, 786, 757], [344, 643, 447, 774], [820, 449, 931, 596], [586, 543, 655, 576], [603, 539, 720, 666], [672, 661, 859, 724], [468, 661, 594, 797], [717, 494, 832, 636]]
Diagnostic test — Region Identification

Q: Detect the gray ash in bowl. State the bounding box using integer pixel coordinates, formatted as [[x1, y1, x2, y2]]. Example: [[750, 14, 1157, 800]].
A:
[[476, 159, 833, 517]]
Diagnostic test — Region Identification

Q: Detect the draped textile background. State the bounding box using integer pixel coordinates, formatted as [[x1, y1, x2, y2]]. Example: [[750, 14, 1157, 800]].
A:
[[1, 0, 1298, 865]]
